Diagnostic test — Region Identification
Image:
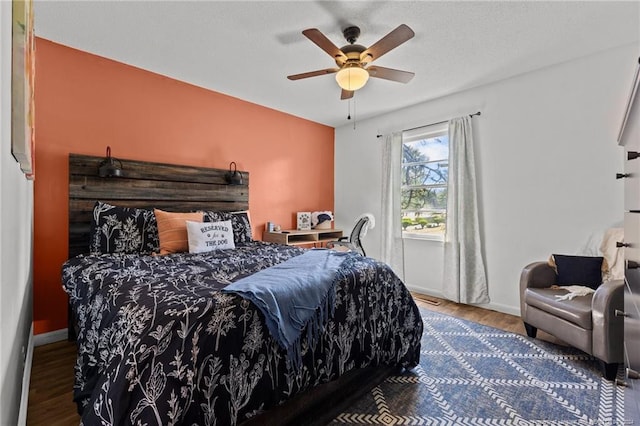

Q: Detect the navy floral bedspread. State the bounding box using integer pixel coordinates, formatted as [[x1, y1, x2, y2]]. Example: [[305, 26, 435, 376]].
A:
[[62, 242, 422, 426]]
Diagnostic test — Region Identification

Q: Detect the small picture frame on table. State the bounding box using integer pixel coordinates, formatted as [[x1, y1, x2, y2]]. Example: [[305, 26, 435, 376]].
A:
[[296, 212, 311, 230]]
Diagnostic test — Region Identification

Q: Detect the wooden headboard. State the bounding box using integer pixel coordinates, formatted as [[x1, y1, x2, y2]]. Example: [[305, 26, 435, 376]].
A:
[[68, 154, 249, 258]]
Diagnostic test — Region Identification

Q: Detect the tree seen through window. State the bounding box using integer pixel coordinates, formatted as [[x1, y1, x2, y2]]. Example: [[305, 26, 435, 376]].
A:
[[401, 130, 449, 237]]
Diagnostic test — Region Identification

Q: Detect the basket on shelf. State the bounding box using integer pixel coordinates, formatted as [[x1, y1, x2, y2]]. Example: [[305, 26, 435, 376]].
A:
[[315, 220, 332, 230]]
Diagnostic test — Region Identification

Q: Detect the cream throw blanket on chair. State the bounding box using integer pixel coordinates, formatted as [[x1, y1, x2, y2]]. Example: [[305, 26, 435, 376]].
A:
[[553, 285, 595, 301], [601, 227, 624, 281]]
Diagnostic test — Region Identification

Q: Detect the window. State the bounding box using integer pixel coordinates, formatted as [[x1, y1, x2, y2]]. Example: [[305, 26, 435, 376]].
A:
[[401, 123, 449, 240]]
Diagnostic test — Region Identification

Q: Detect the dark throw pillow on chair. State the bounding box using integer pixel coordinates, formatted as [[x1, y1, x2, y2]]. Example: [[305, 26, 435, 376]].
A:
[[552, 254, 604, 289]]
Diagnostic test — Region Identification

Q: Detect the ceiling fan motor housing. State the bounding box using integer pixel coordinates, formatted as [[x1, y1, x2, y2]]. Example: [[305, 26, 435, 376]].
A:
[[336, 44, 366, 66]]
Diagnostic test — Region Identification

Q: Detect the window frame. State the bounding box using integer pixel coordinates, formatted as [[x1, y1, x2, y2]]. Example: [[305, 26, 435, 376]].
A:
[[401, 123, 449, 242]]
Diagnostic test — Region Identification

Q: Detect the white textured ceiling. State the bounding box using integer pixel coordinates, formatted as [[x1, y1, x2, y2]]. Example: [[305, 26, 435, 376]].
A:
[[34, 1, 640, 128]]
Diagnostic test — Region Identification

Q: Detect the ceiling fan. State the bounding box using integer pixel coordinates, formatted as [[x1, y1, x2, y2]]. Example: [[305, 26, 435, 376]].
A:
[[287, 24, 415, 100]]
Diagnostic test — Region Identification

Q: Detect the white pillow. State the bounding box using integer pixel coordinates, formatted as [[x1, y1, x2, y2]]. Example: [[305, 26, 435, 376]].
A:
[[186, 220, 235, 253]]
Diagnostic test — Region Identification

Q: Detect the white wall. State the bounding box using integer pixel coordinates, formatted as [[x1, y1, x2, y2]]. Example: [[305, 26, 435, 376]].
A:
[[0, 1, 35, 424], [335, 43, 638, 316]]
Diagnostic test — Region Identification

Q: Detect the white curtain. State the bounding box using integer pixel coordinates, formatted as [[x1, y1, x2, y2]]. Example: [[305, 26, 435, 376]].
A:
[[381, 132, 405, 280], [442, 116, 489, 304]]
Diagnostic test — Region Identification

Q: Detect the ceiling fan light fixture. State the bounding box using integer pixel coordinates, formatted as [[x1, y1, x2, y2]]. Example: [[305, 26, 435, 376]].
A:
[[335, 64, 369, 91]]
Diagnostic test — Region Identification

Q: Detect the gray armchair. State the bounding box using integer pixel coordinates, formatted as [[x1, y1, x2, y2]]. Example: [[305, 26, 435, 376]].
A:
[[520, 261, 624, 380]]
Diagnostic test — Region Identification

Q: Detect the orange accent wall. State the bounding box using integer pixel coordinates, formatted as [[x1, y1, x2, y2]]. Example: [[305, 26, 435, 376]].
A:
[[33, 38, 335, 335]]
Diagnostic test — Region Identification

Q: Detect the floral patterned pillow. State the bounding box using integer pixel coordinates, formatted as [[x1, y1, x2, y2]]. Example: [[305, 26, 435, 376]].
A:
[[89, 201, 159, 254], [202, 210, 253, 244]]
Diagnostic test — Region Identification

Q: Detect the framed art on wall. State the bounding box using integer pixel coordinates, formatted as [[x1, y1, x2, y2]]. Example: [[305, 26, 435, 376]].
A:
[[12, 0, 36, 179]]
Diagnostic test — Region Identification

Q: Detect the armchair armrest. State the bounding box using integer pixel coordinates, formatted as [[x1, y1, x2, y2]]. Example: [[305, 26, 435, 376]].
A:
[[520, 261, 556, 318], [520, 262, 556, 290], [592, 279, 624, 364]]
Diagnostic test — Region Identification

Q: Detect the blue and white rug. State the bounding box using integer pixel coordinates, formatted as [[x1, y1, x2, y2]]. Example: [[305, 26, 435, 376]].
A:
[[330, 309, 625, 425]]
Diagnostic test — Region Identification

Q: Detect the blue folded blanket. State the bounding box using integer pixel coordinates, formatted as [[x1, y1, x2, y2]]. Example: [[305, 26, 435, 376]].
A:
[[222, 249, 347, 369]]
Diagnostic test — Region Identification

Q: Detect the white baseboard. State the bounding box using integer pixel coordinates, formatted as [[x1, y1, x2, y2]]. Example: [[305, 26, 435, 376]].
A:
[[17, 324, 34, 426], [407, 285, 521, 317], [485, 301, 521, 317], [406, 284, 445, 299], [33, 328, 67, 347]]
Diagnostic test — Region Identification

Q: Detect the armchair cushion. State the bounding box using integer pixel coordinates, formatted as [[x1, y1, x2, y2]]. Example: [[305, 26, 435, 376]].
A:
[[524, 287, 593, 329], [552, 254, 604, 289]]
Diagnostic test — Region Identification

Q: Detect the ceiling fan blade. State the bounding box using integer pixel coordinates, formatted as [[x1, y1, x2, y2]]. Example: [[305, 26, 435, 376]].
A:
[[360, 24, 415, 64], [341, 89, 354, 100], [302, 28, 347, 62], [367, 66, 414, 83], [287, 68, 339, 80]]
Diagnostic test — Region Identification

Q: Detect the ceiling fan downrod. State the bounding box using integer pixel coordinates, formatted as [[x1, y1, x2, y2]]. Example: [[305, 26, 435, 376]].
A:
[[343, 26, 361, 44]]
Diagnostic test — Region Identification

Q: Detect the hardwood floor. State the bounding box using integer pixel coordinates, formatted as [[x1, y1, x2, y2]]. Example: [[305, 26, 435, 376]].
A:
[[410, 293, 562, 344], [26, 294, 562, 425], [27, 338, 78, 425]]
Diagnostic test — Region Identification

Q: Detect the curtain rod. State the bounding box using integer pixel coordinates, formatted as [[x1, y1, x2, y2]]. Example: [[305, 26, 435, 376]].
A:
[[376, 111, 481, 138]]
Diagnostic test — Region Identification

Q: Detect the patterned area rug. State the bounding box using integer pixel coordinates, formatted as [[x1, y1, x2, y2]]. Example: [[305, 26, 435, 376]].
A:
[[329, 308, 625, 425]]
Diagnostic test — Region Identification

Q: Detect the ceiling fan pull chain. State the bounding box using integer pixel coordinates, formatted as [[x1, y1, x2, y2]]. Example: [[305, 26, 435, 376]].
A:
[[353, 97, 357, 130], [347, 99, 351, 120]]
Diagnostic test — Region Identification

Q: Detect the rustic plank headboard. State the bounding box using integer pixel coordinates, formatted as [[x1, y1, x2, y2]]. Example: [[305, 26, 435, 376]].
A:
[[68, 153, 249, 258]]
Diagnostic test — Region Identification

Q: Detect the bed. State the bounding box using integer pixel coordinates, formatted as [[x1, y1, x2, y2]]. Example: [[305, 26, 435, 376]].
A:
[[63, 153, 423, 426]]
